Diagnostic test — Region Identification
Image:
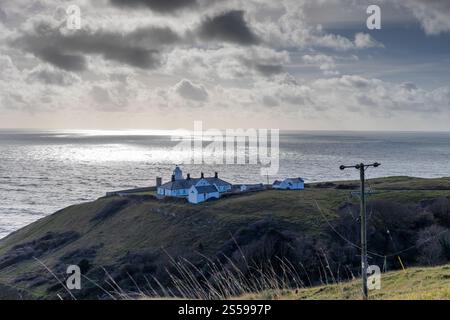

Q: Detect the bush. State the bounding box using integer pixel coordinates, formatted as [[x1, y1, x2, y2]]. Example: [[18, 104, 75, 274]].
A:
[[428, 197, 450, 227], [417, 225, 450, 266]]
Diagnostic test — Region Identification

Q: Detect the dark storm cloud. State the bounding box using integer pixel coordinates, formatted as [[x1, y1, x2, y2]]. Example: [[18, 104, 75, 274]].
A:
[[174, 79, 208, 101], [239, 57, 284, 76], [37, 47, 87, 71], [0, 7, 7, 22], [12, 22, 181, 71], [199, 10, 260, 45], [110, 0, 198, 13], [254, 64, 283, 76]]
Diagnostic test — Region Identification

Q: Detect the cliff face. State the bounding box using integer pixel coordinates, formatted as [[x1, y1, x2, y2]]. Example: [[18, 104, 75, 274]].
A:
[[0, 176, 449, 300]]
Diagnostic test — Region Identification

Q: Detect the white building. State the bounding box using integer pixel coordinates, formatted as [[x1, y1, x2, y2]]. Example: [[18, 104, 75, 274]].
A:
[[240, 183, 265, 192], [272, 178, 305, 190], [157, 166, 232, 203], [188, 185, 220, 204]]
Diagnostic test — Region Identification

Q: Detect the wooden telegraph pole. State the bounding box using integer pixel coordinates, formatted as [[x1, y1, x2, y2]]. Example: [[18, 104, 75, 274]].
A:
[[340, 162, 380, 300]]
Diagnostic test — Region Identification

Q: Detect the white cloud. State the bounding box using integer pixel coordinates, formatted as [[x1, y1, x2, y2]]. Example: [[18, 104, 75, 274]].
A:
[[403, 0, 450, 35], [257, 74, 450, 118], [165, 46, 289, 81], [26, 65, 80, 86], [0, 0, 448, 130], [354, 32, 384, 49], [249, 1, 384, 51], [89, 84, 130, 111], [302, 54, 339, 75]]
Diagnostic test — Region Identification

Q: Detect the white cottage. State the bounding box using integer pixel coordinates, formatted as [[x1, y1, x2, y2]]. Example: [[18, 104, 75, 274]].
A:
[[156, 166, 191, 197], [188, 185, 220, 204], [157, 166, 232, 203], [272, 178, 305, 190]]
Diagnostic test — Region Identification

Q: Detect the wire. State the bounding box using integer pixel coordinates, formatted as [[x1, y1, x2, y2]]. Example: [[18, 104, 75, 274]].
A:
[[314, 200, 385, 258], [364, 165, 450, 258], [384, 228, 450, 258], [314, 200, 450, 259]]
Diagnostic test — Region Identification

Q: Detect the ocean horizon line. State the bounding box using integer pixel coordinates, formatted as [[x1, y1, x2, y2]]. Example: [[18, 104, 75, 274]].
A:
[[1, 128, 450, 135]]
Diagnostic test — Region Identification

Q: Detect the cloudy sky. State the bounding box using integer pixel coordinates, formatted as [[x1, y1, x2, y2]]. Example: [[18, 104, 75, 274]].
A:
[[0, 0, 449, 130]]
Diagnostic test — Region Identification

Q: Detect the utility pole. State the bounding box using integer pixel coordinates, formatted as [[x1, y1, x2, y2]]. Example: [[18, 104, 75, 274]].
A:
[[339, 162, 380, 300]]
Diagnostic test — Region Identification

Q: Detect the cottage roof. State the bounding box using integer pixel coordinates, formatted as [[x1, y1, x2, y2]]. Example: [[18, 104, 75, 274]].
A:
[[287, 178, 304, 183], [205, 177, 232, 187], [193, 185, 219, 193], [159, 176, 231, 190], [160, 179, 195, 190]]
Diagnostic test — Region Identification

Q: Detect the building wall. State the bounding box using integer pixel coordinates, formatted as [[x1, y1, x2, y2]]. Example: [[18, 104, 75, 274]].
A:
[[188, 190, 220, 204], [216, 185, 231, 192], [158, 188, 190, 197], [240, 184, 264, 192], [273, 180, 304, 190], [208, 191, 220, 199], [188, 191, 203, 204], [158, 178, 231, 200], [288, 181, 304, 189]]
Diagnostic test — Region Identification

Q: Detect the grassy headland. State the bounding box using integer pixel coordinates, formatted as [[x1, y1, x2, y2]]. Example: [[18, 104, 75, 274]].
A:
[[0, 176, 449, 299]]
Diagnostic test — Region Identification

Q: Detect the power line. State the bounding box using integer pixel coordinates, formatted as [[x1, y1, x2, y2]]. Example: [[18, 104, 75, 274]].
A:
[[316, 199, 450, 258], [384, 228, 450, 258], [314, 200, 384, 258]]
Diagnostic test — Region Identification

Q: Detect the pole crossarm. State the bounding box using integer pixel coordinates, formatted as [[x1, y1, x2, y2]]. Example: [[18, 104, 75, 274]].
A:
[[339, 162, 381, 171]]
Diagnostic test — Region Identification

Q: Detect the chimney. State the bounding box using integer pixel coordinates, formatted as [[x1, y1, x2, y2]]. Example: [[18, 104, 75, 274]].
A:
[[214, 172, 218, 178], [187, 173, 191, 180], [171, 174, 175, 182], [156, 177, 162, 187], [200, 172, 204, 179]]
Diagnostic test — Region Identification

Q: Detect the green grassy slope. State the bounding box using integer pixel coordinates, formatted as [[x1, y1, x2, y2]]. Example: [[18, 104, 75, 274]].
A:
[[242, 264, 450, 300], [312, 176, 450, 190], [0, 189, 344, 264], [0, 176, 449, 299], [0, 189, 345, 298]]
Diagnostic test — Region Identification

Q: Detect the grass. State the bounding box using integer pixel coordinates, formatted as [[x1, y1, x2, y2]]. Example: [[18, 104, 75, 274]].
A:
[[311, 176, 450, 190], [0, 188, 344, 298], [0, 176, 449, 299], [239, 264, 450, 300]]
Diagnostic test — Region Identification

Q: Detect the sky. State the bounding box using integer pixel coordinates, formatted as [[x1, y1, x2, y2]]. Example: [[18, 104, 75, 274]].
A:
[[0, 0, 449, 131]]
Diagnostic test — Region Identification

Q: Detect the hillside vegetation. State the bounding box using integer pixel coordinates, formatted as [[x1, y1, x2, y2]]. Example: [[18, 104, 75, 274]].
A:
[[241, 264, 450, 300], [0, 176, 449, 299]]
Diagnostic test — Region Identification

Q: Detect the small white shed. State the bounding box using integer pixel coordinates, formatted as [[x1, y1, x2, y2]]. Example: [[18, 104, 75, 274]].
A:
[[272, 178, 305, 190], [188, 185, 220, 204]]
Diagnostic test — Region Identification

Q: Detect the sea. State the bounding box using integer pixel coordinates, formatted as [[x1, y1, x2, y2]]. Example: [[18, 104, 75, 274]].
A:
[[1, 129, 449, 239]]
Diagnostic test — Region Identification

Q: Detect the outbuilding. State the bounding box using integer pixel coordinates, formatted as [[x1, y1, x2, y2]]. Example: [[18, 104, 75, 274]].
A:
[[188, 185, 220, 204], [272, 178, 305, 190]]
